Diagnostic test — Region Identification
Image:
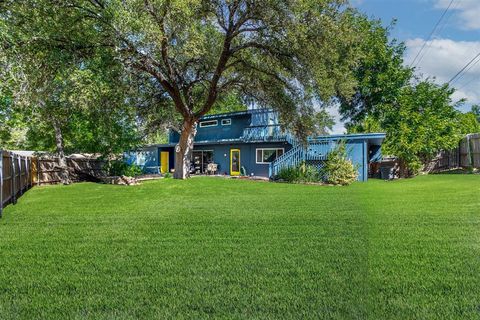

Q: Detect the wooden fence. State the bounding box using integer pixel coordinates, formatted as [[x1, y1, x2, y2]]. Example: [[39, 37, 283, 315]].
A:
[[427, 133, 480, 172], [0, 151, 34, 218], [1, 151, 105, 217], [460, 133, 480, 168], [32, 157, 104, 185]]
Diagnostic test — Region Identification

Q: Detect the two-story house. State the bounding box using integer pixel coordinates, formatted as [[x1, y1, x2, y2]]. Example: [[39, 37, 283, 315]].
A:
[[126, 109, 385, 181]]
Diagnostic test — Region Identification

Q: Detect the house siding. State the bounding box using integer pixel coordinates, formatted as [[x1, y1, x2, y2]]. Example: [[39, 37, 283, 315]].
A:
[[194, 142, 291, 176], [125, 109, 385, 181], [169, 113, 252, 143]]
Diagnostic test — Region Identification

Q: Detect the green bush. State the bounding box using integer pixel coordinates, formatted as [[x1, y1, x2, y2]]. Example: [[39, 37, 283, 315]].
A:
[[320, 142, 357, 185], [277, 162, 321, 183], [301, 163, 322, 183], [163, 172, 172, 178], [105, 160, 143, 177], [276, 166, 300, 183]]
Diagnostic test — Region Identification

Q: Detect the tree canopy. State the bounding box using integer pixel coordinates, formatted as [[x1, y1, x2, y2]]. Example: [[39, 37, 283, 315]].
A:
[[2, 0, 372, 178], [458, 108, 480, 135], [339, 17, 470, 175], [3, 1, 469, 179], [339, 17, 412, 127]]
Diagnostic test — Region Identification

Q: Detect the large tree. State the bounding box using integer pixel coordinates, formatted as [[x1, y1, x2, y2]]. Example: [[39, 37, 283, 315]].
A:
[[338, 17, 412, 129], [2, 0, 368, 179], [1, 4, 141, 182], [350, 80, 463, 176], [458, 109, 480, 135], [338, 17, 463, 176]]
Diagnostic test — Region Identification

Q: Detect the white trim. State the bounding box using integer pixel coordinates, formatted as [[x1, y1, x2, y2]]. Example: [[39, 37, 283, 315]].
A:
[[255, 148, 285, 164], [199, 120, 218, 128], [221, 118, 232, 126]]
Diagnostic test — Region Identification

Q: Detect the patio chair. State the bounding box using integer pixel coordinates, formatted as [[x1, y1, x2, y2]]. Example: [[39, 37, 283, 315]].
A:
[[206, 163, 218, 175]]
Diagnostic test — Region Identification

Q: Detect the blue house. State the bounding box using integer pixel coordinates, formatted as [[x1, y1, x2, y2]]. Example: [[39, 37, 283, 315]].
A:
[[126, 109, 385, 181]]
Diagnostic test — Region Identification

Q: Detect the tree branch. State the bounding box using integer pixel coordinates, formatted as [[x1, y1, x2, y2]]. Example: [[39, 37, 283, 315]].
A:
[[143, 0, 189, 114]]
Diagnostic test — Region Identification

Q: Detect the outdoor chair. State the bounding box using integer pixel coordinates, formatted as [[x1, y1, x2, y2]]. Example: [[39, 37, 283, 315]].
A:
[[206, 163, 218, 175]]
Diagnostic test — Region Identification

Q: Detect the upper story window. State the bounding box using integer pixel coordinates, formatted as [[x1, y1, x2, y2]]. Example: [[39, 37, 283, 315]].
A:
[[256, 148, 284, 164], [221, 119, 231, 126], [199, 120, 218, 128]]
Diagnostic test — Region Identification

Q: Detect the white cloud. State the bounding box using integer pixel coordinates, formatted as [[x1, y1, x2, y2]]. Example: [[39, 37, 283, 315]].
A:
[[405, 37, 480, 110], [435, 0, 480, 30]]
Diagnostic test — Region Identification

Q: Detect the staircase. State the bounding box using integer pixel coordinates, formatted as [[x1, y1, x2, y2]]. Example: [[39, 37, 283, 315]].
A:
[[269, 138, 336, 178], [269, 144, 305, 177]]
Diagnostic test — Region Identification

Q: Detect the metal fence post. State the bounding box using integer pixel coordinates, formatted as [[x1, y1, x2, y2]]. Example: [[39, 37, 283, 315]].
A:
[[0, 150, 3, 218]]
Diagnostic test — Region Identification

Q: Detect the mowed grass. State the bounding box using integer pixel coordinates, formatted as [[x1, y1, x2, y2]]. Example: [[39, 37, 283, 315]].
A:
[[0, 175, 479, 319]]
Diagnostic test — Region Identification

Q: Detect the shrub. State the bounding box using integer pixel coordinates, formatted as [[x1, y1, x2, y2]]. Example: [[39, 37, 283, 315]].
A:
[[320, 142, 357, 185], [277, 166, 301, 183], [163, 172, 172, 178], [105, 160, 143, 177], [277, 162, 321, 183], [299, 162, 322, 182]]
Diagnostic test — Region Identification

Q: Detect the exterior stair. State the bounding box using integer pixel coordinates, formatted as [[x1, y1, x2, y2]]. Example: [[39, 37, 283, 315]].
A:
[[269, 137, 337, 178]]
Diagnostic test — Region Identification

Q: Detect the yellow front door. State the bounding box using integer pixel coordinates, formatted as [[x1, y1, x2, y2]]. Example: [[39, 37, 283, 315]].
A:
[[160, 151, 169, 174], [230, 149, 240, 176]]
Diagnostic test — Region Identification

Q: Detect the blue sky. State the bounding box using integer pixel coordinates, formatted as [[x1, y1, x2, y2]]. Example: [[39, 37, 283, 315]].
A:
[[331, 0, 480, 133], [357, 0, 480, 42]]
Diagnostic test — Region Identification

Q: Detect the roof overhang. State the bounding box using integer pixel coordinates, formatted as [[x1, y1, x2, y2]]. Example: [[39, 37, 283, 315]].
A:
[[199, 108, 273, 120], [309, 133, 386, 145]]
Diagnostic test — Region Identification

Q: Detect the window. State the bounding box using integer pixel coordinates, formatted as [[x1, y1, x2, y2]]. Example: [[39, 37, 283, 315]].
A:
[[221, 118, 231, 126], [199, 120, 218, 128], [256, 148, 284, 164], [191, 150, 214, 174]]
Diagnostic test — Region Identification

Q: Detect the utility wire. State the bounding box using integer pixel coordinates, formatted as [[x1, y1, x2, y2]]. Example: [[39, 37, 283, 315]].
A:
[[456, 60, 480, 90], [457, 75, 478, 91], [414, 0, 459, 68], [410, 0, 455, 67], [452, 54, 480, 85], [448, 51, 480, 84]]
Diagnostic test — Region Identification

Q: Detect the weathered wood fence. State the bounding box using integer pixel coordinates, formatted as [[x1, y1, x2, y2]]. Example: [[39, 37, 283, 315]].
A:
[[32, 157, 104, 185], [0, 151, 34, 217], [1, 151, 105, 216], [427, 133, 480, 172]]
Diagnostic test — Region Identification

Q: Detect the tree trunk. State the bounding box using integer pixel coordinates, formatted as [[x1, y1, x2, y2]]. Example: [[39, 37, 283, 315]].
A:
[[53, 120, 70, 185], [173, 118, 197, 179]]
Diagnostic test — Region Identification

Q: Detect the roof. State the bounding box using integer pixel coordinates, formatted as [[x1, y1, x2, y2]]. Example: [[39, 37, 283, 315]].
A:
[[309, 133, 386, 146], [310, 133, 386, 140], [200, 108, 273, 120]]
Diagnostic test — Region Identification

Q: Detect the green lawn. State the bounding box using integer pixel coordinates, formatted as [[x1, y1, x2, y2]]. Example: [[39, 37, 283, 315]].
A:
[[0, 175, 479, 319]]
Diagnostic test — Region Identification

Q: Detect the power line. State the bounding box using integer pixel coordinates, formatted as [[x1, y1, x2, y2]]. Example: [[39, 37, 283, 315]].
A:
[[434, 0, 460, 36], [456, 60, 480, 91], [452, 54, 480, 86], [457, 75, 478, 91], [410, 0, 455, 67], [448, 51, 480, 84], [413, 0, 459, 68]]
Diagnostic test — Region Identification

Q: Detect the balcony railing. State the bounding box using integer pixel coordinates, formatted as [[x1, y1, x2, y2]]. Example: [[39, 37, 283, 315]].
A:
[[241, 125, 290, 142]]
